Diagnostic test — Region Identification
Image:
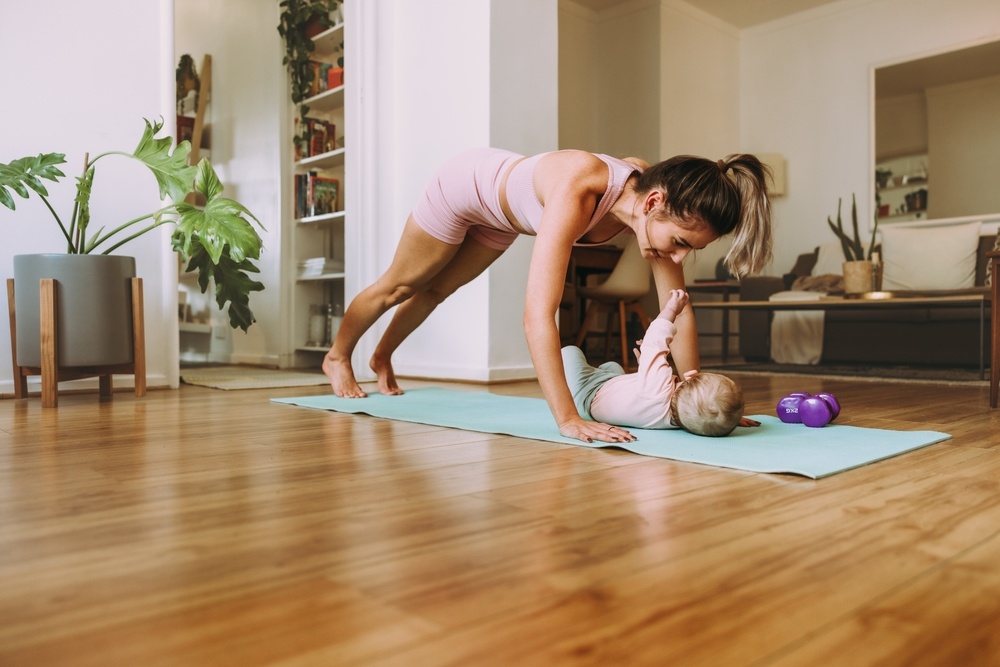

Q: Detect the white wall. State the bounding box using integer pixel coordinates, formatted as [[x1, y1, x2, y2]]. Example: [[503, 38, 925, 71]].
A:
[[1, 0, 175, 394], [559, 0, 662, 161], [926, 73, 1000, 219], [659, 0, 741, 280], [488, 0, 559, 377], [558, 2, 602, 152], [350, 0, 557, 382], [597, 1, 662, 161], [741, 0, 1000, 274]]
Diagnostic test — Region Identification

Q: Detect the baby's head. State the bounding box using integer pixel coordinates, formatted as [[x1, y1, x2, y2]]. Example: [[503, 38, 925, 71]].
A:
[[670, 372, 744, 436]]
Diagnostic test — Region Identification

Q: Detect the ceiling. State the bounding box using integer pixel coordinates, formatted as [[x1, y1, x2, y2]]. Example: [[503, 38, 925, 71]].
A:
[[571, 0, 844, 28]]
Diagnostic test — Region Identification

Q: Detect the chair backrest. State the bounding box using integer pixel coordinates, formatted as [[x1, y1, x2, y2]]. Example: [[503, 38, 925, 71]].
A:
[[590, 235, 652, 299]]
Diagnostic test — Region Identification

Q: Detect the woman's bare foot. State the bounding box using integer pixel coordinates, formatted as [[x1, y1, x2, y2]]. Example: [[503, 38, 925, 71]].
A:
[[323, 355, 367, 398], [370, 354, 403, 396]]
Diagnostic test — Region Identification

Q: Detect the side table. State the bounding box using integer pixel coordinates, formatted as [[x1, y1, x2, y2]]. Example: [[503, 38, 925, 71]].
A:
[[687, 280, 740, 362]]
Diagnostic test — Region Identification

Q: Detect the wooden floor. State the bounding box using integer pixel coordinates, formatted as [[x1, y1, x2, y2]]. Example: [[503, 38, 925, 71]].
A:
[[1, 371, 999, 666]]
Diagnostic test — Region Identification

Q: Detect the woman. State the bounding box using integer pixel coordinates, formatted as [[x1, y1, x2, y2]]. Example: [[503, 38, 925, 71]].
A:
[[323, 148, 772, 444]]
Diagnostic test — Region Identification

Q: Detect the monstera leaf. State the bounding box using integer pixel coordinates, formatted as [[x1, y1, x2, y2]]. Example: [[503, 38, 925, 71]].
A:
[[130, 117, 198, 203], [0, 118, 267, 330]]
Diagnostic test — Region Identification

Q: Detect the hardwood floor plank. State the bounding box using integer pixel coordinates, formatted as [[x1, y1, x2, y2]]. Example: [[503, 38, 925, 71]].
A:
[[763, 530, 1000, 666], [0, 373, 995, 665]]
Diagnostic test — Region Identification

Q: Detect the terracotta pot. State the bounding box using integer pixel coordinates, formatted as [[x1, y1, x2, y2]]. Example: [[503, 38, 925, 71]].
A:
[[842, 260, 873, 295], [13, 254, 136, 367]]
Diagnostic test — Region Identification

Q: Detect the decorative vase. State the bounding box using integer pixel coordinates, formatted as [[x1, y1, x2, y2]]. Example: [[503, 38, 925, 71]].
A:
[[842, 260, 873, 295], [13, 254, 137, 367]]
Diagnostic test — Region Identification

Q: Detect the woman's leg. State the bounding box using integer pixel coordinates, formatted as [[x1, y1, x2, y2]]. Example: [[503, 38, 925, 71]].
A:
[[324, 216, 462, 397], [370, 233, 505, 394]]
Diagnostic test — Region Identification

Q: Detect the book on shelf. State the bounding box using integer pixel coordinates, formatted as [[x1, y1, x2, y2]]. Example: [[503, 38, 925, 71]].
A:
[[294, 117, 337, 161], [298, 257, 345, 279], [306, 60, 342, 98], [294, 172, 341, 219]]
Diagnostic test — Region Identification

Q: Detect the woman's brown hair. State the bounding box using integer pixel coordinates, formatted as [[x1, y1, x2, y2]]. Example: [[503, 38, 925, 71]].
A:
[[635, 154, 773, 277]]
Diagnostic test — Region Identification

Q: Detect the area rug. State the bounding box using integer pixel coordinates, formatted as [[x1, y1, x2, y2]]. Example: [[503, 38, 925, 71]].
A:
[[181, 366, 329, 390], [270, 388, 951, 479], [704, 362, 987, 385]]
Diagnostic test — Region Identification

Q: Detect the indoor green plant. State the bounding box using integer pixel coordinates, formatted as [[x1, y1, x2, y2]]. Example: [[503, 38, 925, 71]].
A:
[[827, 193, 880, 293], [1, 117, 265, 332]]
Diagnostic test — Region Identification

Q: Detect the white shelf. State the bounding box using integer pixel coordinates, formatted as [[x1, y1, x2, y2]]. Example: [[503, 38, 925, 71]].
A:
[[297, 147, 345, 170], [297, 272, 346, 282], [312, 24, 344, 56], [304, 85, 344, 112], [297, 210, 346, 225]]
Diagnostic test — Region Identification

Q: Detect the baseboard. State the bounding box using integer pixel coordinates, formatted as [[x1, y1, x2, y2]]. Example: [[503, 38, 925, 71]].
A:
[[228, 352, 282, 368], [392, 362, 537, 384]]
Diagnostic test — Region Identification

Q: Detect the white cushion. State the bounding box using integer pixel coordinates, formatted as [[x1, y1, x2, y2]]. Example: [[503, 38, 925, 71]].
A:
[[811, 242, 847, 276], [880, 222, 982, 290]]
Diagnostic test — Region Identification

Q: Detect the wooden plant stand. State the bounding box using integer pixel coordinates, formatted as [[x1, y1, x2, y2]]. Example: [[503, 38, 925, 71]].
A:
[[7, 278, 146, 407]]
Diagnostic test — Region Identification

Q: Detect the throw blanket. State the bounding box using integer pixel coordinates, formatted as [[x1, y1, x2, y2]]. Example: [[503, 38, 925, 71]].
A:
[[769, 290, 825, 364]]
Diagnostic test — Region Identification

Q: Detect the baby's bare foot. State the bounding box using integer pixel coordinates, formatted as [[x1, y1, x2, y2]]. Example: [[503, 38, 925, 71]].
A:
[[323, 355, 367, 398], [370, 354, 403, 396]]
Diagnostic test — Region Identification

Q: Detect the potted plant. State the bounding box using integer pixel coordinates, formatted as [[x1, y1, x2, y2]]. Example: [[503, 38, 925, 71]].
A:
[[827, 193, 879, 294], [1, 117, 265, 368]]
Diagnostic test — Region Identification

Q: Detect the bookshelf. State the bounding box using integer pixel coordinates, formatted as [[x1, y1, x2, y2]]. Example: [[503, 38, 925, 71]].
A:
[[287, 19, 347, 367]]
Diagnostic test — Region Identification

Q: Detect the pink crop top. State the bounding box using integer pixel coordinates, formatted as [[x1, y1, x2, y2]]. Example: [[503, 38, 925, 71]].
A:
[[504, 152, 639, 245]]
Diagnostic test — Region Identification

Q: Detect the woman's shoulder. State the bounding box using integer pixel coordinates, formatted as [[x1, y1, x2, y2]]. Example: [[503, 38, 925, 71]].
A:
[[534, 150, 611, 192], [622, 156, 650, 170]]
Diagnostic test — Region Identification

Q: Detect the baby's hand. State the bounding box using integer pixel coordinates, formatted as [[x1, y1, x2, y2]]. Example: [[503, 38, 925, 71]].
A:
[[661, 289, 689, 322]]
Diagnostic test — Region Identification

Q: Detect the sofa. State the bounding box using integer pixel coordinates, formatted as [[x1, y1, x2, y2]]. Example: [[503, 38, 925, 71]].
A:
[[739, 226, 995, 368]]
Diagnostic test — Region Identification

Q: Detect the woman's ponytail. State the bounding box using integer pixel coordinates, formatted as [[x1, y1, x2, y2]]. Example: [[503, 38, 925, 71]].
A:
[[719, 154, 773, 277]]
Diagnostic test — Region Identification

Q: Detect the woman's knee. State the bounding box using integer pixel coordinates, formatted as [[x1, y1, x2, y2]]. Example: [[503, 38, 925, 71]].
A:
[[383, 284, 417, 308]]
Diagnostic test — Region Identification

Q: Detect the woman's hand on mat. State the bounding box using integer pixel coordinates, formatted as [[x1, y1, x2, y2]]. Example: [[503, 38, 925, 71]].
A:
[[739, 416, 761, 427], [560, 417, 636, 444]]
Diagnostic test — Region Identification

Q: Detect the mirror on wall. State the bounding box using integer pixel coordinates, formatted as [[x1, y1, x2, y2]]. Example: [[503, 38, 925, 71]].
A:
[[873, 38, 1000, 224]]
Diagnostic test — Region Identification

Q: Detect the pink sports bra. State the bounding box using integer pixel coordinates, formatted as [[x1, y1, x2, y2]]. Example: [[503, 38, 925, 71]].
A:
[[504, 152, 638, 246]]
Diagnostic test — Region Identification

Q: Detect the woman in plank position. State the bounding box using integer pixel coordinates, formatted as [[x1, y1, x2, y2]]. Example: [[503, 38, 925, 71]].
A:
[[323, 148, 772, 444]]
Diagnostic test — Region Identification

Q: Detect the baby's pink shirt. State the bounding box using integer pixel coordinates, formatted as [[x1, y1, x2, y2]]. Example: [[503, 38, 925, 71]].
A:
[[588, 316, 679, 429]]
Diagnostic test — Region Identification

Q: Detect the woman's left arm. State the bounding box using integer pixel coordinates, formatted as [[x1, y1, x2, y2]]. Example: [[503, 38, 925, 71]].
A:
[[650, 256, 701, 375]]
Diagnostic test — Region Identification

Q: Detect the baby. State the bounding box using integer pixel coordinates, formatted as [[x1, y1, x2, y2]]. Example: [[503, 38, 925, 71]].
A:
[[562, 289, 746, 436]]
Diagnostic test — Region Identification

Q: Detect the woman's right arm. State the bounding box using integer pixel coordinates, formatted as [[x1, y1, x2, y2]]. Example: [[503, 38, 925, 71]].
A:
[[650, 255, 701, 375], [524, 152, 637, 444]]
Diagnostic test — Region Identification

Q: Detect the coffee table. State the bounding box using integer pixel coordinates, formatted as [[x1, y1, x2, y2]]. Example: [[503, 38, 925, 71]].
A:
[[694, 293, 990, 382]]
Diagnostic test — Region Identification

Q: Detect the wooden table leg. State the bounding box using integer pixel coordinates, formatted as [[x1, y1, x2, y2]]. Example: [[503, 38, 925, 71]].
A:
[[40, 279, 58, 408], [131, 277, 146, 397], [7, 279, 29, 399], [990, 253, 999, 408], [721, 285, 731, 363]]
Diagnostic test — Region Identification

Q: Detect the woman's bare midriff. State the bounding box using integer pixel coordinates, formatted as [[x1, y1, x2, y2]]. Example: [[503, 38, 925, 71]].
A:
[[498, 157, 530, 234]]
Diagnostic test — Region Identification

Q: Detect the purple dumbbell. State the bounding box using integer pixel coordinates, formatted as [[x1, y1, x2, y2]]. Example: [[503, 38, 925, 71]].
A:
[[814, 392, 841, 420], [799, 396, 833, 427], [776, 393, 808, 423]]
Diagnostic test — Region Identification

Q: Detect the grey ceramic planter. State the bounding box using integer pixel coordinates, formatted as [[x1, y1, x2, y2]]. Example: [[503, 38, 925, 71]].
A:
[[13, 254, 137, 367]]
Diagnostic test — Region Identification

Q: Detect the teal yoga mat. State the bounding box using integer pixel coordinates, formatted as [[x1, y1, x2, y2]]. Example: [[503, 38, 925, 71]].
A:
[[271, 388, 951, 479]]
